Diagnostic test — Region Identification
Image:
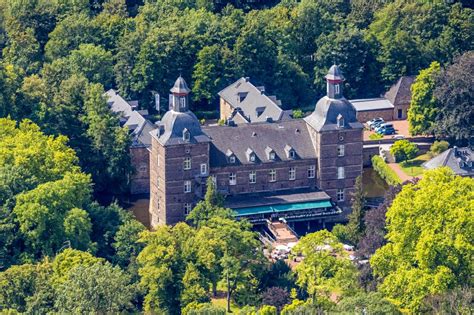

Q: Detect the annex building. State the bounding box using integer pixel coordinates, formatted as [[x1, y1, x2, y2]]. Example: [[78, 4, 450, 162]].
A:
[[148, 65, 363, 230]]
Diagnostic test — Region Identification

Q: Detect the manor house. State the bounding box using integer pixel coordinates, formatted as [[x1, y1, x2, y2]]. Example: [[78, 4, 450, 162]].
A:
[[148, 65, 363, 229]]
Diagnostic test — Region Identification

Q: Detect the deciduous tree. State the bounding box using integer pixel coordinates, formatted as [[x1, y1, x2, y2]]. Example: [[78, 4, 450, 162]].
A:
[[371, 168, 474, 312]]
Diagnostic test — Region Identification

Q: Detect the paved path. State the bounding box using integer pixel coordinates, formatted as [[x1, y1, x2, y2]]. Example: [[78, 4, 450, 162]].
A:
[[388, 163, 413, 182]]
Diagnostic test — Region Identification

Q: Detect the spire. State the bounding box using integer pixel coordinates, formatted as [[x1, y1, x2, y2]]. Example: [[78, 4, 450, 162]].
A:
[[169, 76, 190, 112], [325, 64, 344, 99]]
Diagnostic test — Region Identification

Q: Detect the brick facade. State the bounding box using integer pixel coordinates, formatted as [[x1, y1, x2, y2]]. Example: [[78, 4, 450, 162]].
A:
[[130, 146, 151, 194]]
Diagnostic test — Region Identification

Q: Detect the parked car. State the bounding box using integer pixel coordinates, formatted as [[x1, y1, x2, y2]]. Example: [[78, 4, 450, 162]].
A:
[[392, 134, 405, 140], [367, 117, 384, 128], [375, 122, 394, 133], [371, 121, 384, 130], [378, 126, 396, 135]]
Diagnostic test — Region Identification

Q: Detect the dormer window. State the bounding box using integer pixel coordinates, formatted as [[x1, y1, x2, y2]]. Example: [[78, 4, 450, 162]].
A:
[[284, 145, 296, 159], [183, 128, 190, 142], [229, 155, 236, 164], [337, 114, 344, 128], [246, 148, 256, 162], [226, 149, 236, 164], [265, 146, 276, 161]]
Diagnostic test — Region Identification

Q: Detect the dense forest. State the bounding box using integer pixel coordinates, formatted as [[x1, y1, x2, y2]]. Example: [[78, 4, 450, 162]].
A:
[[0, 0, 473, 314]]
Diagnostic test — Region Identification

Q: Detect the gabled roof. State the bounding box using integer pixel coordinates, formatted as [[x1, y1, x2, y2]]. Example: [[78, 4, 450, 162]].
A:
[[422, 147, 474, 176], [203, 119, 316, 167], [106, 89, 133, 120], [106, 89, 155, 148], [384, 76, 415, 106], [218, 78, 284, 123]]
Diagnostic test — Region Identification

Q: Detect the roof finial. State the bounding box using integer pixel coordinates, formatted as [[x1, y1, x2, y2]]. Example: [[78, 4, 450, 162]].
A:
[[178, 67, 183, 77], [332, 52, 337, 66]]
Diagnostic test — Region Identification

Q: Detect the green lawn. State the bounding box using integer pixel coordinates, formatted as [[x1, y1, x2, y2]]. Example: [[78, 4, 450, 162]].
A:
[[399, 153, 431, 177], [211, 297, 242, 314]]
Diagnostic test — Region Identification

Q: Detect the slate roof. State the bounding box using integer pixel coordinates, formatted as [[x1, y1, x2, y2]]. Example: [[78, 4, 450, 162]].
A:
[[218, 78, 284, 123], [124, 111, 155, 147], [151, 110, 210, 146], [106, 89, 155, 148], [106, 89, 133, 121], [350, 98, 394, 112], [224, 188, 331, 209], [422, 147, 474, 177], [384, 76, 415, 106], [202, 119, 316, 167], [304, 96, 363, 132], [325, 64, 344, 81], [170, 76, 191, 94]]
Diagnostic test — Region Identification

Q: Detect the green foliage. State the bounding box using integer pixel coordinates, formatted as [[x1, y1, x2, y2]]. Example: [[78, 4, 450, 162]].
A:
[[369, 132, 383, 140], [336, 291, 401, 314], [291, 109, 303, 119], [14, 172, 93, 258], [52, 249, 103, 284], [371, 168, 474, 312], [183, 302, 226, 315], [433, 51, 474, 142], [345, 176, 366, 245], [54, 261, 134, 313], [408, 62, 441, 135], [292, 230, 359, 301], [371, 155, 401, 186], [430, 140, 449, 156], [390, 140, 419, 163]]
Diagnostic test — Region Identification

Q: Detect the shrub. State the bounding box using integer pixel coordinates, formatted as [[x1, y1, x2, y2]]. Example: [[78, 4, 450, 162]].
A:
[[217, 119, 225, 126], [390, 140, 418, 162], [369, 133, 383, 140], [430, 140, 449, 155], [292, 109, 304, 119], [371, 155, 401, 186], [182, 302, 226, 315], [331, 224, 350, 244], [261, 287, 289, 311]]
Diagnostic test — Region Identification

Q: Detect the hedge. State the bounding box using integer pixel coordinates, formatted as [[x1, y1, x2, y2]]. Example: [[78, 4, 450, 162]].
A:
[[371, 155, 402, 186]]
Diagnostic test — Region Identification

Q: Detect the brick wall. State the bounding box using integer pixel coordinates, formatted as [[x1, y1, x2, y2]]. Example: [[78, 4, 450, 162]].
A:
[[210, 159, 318, 196], [130, 146, 150, 194], [356, 109, 393, 123]]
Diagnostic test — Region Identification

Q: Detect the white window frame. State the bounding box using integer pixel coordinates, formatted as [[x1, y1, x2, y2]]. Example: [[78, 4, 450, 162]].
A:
[[183, 157, 191, 170], [179, 96, 186, 109], [337, 189, 344, 202], [335, 84, 340, 95], [269, 169, 276, 182], [289, 167, 296, 180], [229, 155, 236, 164], [308, 165, 315, 178], [200, 163, 207, 175], [249, 171, 256, 184], [184, 203, 192, 215], [337, 144, 345, 157], [289, 150, 296, 159], [269, 152, 276, 160], [229, 173, 237, 186], [337, 167, 345, 179], [184, 180, 192, 193], [249, 154, 256, 162]]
